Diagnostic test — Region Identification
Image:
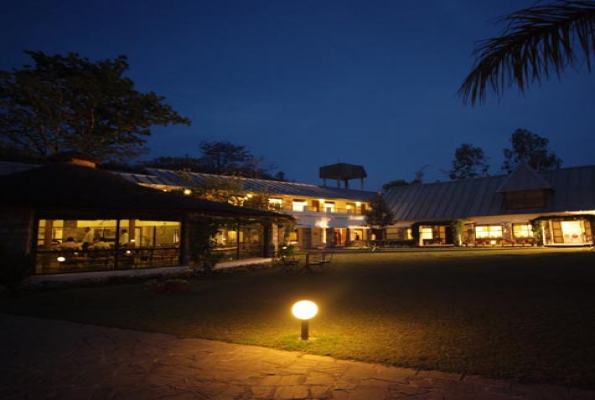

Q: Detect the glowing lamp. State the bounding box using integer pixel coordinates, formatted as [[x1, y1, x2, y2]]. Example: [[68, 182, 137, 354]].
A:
[[292, 300, 318, 340], [292, 300, 318, 320], [57, 256, 66, 262], [183, 189, 192, 195]]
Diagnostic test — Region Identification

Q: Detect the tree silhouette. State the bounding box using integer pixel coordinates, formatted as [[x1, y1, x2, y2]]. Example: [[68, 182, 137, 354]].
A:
[[502, 128, 562, 172], [459, 1, 595, 105], [0, 51, 190, 162], [449, 143, 490, 180]]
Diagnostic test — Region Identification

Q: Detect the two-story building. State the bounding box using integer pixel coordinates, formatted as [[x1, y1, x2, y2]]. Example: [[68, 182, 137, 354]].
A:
[[127, 168, 376, 250]]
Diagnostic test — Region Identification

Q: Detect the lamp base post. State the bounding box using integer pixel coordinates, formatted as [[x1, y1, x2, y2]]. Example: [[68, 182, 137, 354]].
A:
[[301, 320, 309, 340]]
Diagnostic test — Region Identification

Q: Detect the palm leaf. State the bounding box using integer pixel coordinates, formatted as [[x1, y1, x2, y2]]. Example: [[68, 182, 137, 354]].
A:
[[459, 1, 595, 105]]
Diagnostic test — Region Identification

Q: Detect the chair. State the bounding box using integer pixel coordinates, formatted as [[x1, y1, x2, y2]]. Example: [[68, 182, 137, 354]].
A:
[[87, 248, 113, 269], [278, 255, 301, 273]]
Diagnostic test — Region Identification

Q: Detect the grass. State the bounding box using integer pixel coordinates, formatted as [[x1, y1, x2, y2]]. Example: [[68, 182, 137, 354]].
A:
[[2, 247, 595, 389]]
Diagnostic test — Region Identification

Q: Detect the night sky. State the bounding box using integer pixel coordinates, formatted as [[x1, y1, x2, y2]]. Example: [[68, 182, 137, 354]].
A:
[[2, 0, 594, 190]]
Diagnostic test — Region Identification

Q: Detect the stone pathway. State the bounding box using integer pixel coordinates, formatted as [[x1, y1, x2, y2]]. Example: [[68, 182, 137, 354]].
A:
[[0, 314, 593, 400]]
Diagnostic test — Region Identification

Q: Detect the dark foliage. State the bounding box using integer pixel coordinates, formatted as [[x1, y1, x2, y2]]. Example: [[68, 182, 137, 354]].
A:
[[0, 51, 191, 162], [502, 129, 562, 173]]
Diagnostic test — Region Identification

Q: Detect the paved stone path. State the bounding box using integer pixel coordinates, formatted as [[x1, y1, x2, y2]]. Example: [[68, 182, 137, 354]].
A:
[[1, 314, 593, 400]]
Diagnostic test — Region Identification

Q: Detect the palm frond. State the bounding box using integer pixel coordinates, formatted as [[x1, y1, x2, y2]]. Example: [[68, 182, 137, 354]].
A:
[[459, 1, 595, 105]]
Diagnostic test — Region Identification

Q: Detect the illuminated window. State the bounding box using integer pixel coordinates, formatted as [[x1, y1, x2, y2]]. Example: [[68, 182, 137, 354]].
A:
[[324, 201, 336, 213], [268, 198, 283, 210], [475, 225, 503, 238], [513, 224, 533, 238], [420, 226, 433, 239], [292, 199, 307, 212], [36, 219, 181, 274]]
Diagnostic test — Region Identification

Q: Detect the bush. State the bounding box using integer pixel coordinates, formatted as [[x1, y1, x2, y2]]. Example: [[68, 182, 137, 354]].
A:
[[279, 243, 295, 257], [0, 246, 33, 292]]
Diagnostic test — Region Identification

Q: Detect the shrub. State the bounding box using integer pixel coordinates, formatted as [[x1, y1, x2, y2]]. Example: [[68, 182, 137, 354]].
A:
[[0, 246, 33, 292]]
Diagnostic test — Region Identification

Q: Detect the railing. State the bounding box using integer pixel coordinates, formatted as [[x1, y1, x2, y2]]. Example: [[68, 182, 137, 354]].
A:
[[265, 203, 367, 215], [213, 242, 263, 261], [35, 246, 181, 274], [291, 206, 365, 215]]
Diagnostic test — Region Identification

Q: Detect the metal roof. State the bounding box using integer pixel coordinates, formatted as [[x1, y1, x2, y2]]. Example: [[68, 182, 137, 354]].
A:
[[112, 171, 172, 186], [0, 163, 291, 220], [496, 163, 553, 192], [145, 168, 377, 202], [0, 161, 376, 202], [385, 165, 595, 222]]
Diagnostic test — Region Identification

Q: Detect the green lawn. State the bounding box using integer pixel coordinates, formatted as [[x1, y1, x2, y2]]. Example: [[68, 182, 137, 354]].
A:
[[2, 247, 595, 389]]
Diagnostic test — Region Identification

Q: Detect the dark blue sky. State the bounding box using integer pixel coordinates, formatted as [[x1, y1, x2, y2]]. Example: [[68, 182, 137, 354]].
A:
[[2, 0, 594, 190]]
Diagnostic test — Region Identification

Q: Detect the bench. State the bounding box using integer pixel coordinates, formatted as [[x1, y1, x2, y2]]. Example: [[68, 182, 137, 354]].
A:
[[301, 251, 334, 273]]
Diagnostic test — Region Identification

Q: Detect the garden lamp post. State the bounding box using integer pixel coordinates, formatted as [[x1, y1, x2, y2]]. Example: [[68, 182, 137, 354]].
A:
[[292, 300, 318, 340]]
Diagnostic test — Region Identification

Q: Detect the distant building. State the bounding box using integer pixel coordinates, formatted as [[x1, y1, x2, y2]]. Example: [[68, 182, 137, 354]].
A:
[[128, 168, 376, 249], [384, 163, 595, 247], [0, 160, 377, 257]]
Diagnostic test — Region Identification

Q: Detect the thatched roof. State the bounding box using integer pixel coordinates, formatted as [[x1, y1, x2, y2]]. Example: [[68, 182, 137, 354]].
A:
[[0, 162, 292, 220]]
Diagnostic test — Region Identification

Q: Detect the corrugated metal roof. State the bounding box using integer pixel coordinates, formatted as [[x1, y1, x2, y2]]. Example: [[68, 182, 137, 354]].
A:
[[112, 171, 172, 186], [496, 163, 553, 192], [145, 168, 377, 202], [0, 161, 376, 202], [385, 165, 595, 222]]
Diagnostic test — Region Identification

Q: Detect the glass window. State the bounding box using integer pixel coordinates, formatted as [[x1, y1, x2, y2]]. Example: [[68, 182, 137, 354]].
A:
[[292, 199, 307, 212], [475, 225, 503, 238], [504, 190, 547, 209], [268, 198, 283, 211], [324, 202, 336, 213], [513, 224, 533, 238], [420, 226, 433, 239], [346, 203, 356, 213], [36, 219, 181, 274]]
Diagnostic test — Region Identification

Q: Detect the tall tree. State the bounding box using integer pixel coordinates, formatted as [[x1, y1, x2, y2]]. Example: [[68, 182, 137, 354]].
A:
[[198, 140, 251, 174], [459, 1, 595, 105], [197, 140, 284, 180], [382, 179, 410, 192], [0, 51, 191, 162], [365, 192, 395, 240], [382, 165, 431, 192], [449, 143, 490, 180], [502, 128, 562, 173], [139, 156, 203, 171]]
